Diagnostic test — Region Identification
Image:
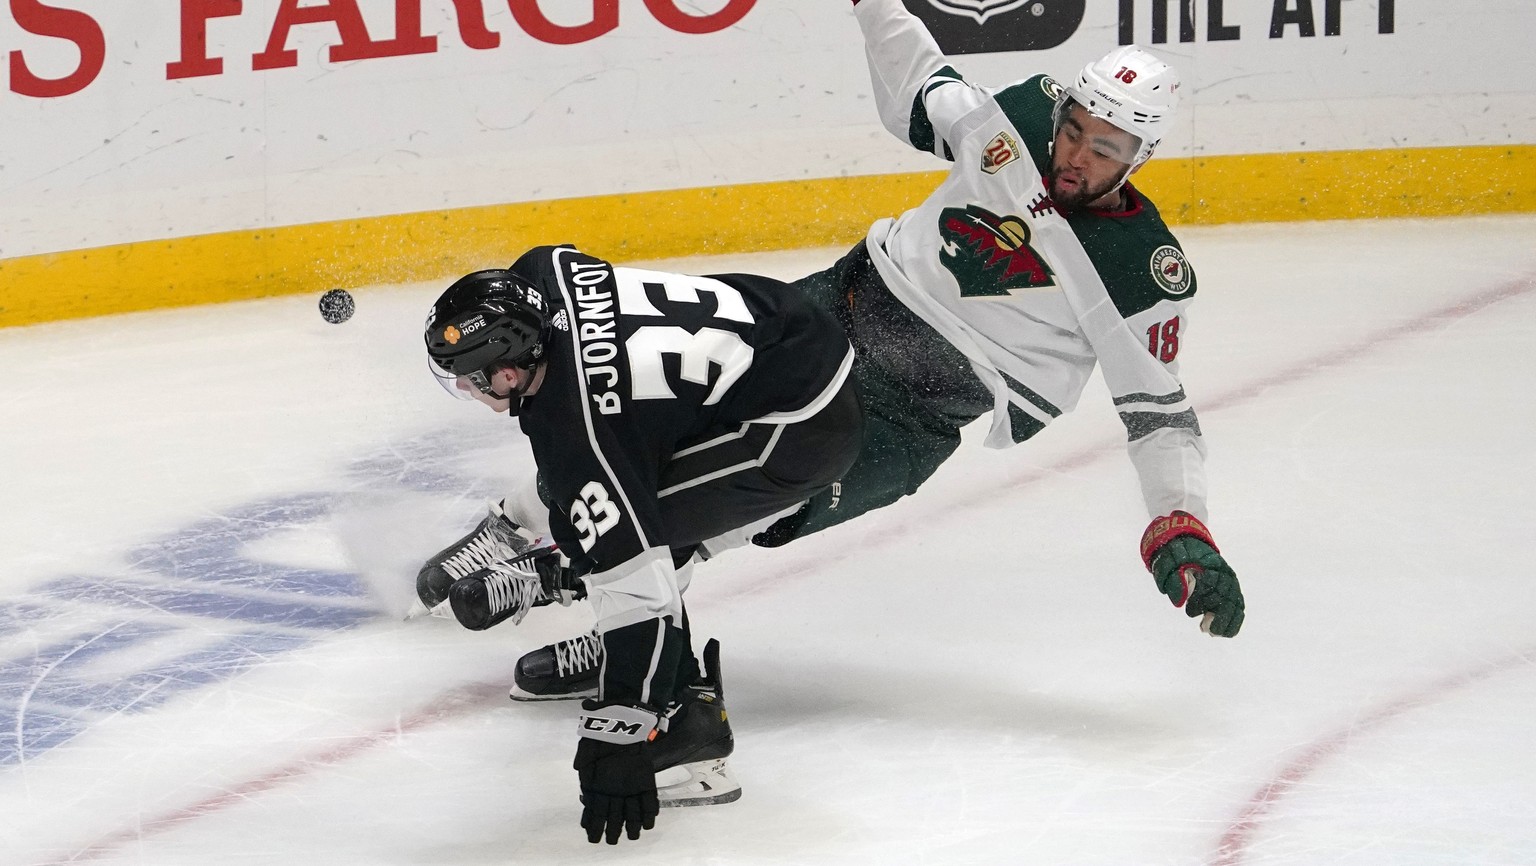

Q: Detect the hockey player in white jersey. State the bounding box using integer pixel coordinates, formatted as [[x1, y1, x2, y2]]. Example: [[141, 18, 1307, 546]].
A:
[[748, 0, 1245, 636]]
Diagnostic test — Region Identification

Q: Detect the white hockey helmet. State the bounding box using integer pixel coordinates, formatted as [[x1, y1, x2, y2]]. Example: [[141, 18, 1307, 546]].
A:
[[1053, 44, 1180, 168]]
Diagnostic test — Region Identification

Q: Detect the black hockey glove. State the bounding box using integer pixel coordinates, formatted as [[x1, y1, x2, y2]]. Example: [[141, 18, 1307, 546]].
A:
[[531, 553, 587, 608], [1139, 512, 1245, 638], [574, 701, 660, 845]]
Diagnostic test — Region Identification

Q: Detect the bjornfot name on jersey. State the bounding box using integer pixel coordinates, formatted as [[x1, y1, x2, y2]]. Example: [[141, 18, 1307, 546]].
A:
[[567, 259, 623, 416]]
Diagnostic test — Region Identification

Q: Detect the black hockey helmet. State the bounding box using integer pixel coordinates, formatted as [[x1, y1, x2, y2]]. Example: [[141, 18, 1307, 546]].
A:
[[424, 268, 553, 400]]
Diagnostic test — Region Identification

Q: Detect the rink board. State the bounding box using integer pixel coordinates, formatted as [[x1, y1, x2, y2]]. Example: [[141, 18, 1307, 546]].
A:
[[3, 143, 1533, 329]]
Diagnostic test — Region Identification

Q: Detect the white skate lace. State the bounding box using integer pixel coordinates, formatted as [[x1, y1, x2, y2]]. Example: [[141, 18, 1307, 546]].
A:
[[441, 508, 524, 580], [480, 563, 539, 623], [554, 631, 603, 678]]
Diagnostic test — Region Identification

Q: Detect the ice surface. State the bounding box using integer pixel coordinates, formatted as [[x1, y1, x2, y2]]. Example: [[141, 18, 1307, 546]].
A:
[[2, 216, 1534, 865]]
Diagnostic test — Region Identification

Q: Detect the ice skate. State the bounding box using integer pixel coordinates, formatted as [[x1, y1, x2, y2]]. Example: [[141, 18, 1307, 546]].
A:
[[509, 629, 602, 701], [654, 757, 740, 808], [416, 499, 544, 610], [653, 639, 740, 807], [526, 634, 742, 803]]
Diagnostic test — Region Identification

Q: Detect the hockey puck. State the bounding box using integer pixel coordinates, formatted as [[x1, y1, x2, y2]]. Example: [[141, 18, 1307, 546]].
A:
[[319, 288, 355, 324]]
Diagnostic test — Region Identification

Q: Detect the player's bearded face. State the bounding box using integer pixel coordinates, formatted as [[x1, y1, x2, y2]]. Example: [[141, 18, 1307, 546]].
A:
[[1048, 105, 1140, 209]]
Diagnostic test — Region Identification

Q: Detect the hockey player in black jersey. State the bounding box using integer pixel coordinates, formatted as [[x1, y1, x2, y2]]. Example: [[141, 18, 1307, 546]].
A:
[[423, 244, 862, 845]]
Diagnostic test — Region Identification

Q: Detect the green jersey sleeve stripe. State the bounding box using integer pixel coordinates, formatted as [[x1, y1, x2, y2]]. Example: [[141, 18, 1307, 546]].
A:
[[1113, 388, 1188, 407], [1120, 409, 1202, 441], [907, 65, 964, 158]]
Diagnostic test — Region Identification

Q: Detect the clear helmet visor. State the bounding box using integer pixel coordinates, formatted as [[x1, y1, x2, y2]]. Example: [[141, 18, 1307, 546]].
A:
[[428, 357, 493, 401]]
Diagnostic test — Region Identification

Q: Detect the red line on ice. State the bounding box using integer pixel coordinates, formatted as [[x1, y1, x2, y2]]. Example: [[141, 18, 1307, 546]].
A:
[[1209, 647, 1536, 866], [49, 273, 1535, 864], [40, 682, 506, 866]]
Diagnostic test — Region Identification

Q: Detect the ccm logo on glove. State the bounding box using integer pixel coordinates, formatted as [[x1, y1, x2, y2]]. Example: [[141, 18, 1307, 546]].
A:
[[578, 705, 660, 744]]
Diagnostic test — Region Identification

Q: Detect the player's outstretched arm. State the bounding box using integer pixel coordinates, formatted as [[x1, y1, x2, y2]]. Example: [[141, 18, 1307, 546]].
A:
[[1139, 512, 1245, 637], [851, 0, 989, 159]]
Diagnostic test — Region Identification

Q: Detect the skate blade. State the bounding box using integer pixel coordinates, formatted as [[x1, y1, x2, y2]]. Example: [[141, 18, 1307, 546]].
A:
[[403, 599, 455, 621], [507, 685, 598, 702], [656, 758, 741, 808]]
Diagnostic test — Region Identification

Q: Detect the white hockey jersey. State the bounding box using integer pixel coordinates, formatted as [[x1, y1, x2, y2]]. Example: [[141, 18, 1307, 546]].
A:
[[855, 0, 1209, 520]]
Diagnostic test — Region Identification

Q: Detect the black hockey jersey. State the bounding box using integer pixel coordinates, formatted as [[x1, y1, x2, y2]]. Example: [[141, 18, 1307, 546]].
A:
[[509, 245, 854, 584]]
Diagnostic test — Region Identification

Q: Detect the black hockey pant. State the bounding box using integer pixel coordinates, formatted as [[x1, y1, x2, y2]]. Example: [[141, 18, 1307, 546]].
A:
[[535, 378, 862, 701], [609, 374, 863, 702], [654, 372, 863, 552]]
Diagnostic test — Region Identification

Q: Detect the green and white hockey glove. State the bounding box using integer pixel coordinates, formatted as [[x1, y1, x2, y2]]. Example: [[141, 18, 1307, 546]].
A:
[[1139, 512, 1245, 638]]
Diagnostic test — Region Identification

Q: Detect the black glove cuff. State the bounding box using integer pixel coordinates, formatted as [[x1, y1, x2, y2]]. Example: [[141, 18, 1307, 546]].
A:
[[535, 554, 586, 605]]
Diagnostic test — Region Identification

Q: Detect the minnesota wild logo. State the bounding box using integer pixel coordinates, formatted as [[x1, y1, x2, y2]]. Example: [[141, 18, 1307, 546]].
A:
[[938, 204, 1057, 297]]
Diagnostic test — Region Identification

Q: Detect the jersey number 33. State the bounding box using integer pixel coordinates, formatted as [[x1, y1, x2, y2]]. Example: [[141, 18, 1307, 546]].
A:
[[616, 269, 756, 406]]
